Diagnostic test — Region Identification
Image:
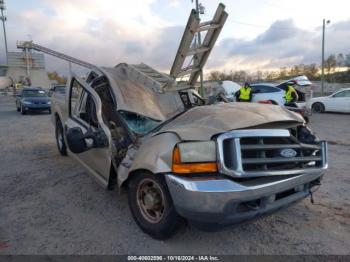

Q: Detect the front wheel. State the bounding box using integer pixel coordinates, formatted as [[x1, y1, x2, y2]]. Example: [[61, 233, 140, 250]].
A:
[[20, 105, 26, 115], [55, 119, 67, 156], [127, 172, 183, 239]]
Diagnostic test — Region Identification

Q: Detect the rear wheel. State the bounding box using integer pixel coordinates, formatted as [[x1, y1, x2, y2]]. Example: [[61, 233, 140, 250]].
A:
[[127, 172, 183, 239], [55, 118, 67, 156], [312, 102, 325, 113]]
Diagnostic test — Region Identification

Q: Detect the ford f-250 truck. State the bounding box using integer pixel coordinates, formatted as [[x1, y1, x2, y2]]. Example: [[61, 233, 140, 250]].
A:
[[50, 4, 327, 239], [51, 63, 328, 239]]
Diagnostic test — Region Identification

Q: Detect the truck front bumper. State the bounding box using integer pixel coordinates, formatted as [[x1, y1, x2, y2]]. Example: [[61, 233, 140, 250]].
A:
[[165, 172, 324, 225]]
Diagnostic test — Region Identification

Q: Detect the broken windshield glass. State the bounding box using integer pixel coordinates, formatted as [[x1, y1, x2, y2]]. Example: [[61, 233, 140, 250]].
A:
[[119, 111, 161, 135]]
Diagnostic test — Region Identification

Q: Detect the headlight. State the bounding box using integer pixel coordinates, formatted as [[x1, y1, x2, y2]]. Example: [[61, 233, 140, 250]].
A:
[[23, 101, 32, 105], [172, 141, 217, 174], [47, 101, 51, 105]]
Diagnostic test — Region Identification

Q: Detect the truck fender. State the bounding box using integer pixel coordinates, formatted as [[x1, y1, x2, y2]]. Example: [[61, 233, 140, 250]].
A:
[[118, 132, 181, 188]]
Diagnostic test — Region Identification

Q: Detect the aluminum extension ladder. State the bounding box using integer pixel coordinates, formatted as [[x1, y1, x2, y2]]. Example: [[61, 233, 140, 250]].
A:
[[170, 3, 228, 86], [130, 63, 174, 92]]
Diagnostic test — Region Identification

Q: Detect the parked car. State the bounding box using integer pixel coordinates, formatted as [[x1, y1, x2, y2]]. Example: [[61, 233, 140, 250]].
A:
[[48, 85, 66, 97], [16, 87, 51, 114], [306, 88, 350, 113], [249, 83, 286, 105], [51, 64, 328, 239], [229, 76, 311, 106]]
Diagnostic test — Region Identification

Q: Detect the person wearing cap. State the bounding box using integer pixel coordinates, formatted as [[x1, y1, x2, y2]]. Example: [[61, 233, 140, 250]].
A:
[[235, 82, 253, 102], [282, 81, 299, 106]]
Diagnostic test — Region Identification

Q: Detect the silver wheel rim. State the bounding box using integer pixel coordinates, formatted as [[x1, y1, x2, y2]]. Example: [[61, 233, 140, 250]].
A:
[[136, 178, 166, 224]]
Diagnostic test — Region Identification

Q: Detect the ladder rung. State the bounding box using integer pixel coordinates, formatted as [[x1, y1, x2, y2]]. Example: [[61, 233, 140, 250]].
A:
[[177, 67, 199, 77], [186, 47, 210, 56], [198, 20, 213, 27], [196, 24, 221, 32]]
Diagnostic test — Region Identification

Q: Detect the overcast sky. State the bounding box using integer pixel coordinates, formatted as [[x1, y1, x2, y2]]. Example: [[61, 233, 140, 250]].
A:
[[0, 0, 349, 75]]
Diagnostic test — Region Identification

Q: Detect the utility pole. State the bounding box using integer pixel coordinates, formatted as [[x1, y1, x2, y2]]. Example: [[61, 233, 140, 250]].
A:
[[193, 0, 204, 96], [321, 19, 330, 95], [0, 0, 8, 65]]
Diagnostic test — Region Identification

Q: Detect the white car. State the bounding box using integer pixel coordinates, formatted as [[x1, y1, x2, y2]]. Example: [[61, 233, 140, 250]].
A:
[[249, 84, 286, 105], [235, 76, 312, 106], [307, 88, 350, 113]]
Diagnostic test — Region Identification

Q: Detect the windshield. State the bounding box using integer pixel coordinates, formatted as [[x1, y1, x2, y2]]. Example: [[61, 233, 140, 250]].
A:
[[119, 111, 162, 135], [22, 90, 47, 97]]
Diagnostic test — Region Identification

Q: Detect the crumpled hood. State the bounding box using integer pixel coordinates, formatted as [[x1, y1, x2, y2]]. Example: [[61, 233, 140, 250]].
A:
[[156, 102, 304, 140]]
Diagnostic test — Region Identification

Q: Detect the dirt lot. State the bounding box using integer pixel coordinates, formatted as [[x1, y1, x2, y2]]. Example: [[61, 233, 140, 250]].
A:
[[0, 95, 349, 255]]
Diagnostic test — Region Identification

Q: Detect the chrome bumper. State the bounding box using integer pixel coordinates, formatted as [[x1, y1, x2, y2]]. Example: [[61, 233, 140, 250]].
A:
[[166, 172, 324, 224]]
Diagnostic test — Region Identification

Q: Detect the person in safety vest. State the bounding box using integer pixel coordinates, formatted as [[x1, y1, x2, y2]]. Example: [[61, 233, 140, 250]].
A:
[[235, 82, 253, 102], [281, 81, 299, 106]]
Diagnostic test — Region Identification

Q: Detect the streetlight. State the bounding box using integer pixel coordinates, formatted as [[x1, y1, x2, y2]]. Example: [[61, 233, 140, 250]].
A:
[[321, 19, 330, 95], [0, 0, 8, 65]]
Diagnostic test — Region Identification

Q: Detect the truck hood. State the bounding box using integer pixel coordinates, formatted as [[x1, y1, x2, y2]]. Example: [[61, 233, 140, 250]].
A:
[[156, 102, 304, 140]]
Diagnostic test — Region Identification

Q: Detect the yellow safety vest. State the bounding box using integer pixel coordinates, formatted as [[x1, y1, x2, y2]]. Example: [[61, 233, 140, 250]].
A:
[[285, 86, 296, 103], [239, 87, 251, 101]]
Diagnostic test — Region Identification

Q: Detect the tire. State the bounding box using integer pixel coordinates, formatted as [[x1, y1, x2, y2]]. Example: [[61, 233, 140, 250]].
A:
[[16, 106, 20, 112], [55, 118, 67, 156], [312, 102, 325, 113], [48, 109, 52, 114], [127, 172, 183, 240], [269, 100, 278, 105], [20, 105, 26, 115]]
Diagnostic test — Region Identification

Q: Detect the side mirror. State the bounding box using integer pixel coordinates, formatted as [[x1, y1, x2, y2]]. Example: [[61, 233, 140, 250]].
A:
[[66, 127, 89, 153], [66, 126, 108, 154]]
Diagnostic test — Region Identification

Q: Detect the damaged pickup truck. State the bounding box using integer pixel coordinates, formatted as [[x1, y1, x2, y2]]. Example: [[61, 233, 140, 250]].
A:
[[51, 4, 328, 239]]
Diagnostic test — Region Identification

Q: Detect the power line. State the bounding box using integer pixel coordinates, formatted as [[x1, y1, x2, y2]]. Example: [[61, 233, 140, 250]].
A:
[[228, 19, 298, 31]]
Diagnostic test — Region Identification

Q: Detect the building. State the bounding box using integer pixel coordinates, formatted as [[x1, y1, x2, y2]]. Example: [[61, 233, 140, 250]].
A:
[[0, 51, 51, 91]]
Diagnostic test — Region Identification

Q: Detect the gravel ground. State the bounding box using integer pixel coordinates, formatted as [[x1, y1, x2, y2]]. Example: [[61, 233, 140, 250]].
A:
[[0, 95, 349, 255]]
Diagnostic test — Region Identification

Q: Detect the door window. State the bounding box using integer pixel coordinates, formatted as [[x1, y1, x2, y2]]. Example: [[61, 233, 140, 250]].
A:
[[69, 79, 98, 128], [333, 90, 350, 98], [70, 80, 84, 116], [251, 85, 280, 93]]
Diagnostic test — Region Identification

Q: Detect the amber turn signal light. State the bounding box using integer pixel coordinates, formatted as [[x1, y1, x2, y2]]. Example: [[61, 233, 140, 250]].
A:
[[172, 146, 218, 174]]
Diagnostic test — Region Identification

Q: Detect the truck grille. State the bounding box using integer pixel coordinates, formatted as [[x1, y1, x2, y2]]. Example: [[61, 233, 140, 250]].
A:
[[217, 129, 328, 178]]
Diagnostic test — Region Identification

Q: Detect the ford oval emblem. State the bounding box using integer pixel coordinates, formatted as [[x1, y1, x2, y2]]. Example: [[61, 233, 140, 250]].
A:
[[280, 148, 297, 158]]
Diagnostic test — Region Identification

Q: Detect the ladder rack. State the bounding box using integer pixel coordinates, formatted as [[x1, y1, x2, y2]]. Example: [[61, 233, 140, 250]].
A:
[[129, 63, 174, 93]]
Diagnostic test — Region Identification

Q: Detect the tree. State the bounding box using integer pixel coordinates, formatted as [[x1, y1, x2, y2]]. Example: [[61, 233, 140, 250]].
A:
[[303, 64, 319, 80], [345, 53, 350, 70], [278, 67, 289, 80], [48, 71, 67, 84], [208, 71, 221, 81], [324, 55, 337, 82], [336, 53, 345, 68]]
